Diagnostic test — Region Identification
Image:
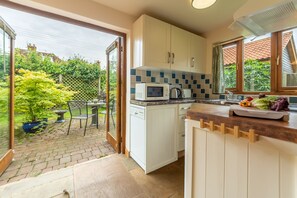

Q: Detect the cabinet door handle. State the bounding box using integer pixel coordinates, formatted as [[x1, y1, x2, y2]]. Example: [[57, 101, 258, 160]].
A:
[[191, 57, 195, 67], [181, 107, 190, 110], [181, 116, 186, 119], [168, 52, 171, 63], [172, 53, 175, 64], [182, 134, 185, 137]]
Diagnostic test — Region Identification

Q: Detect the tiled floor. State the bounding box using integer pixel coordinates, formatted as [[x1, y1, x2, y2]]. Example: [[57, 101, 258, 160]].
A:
[[0, 120, 115, 185], [0, 154, 184, 197]]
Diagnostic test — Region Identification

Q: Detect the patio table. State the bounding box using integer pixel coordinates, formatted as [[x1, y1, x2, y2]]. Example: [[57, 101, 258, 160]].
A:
[[87, 101, 105, 125]]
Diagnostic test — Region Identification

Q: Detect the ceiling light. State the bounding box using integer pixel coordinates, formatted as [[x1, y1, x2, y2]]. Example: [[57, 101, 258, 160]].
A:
[[192, 0, 216, 9]]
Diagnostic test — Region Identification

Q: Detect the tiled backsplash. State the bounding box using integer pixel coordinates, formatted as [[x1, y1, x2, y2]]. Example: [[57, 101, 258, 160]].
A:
[[130, 68, 213, 99]]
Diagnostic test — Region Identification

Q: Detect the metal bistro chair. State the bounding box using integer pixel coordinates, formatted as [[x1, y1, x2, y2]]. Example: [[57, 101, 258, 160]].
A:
[[67, 100, 98, 136]]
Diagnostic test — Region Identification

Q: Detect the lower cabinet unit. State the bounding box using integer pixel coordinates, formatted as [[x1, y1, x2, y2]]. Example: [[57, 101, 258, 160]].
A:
[[130, 104, 178, 174], [185, 119, 297, 198]]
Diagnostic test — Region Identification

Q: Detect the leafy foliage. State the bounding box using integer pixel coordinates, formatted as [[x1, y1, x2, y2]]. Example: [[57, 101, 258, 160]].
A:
[[224, 59, 271, 92], [14, 69, 75, 122]]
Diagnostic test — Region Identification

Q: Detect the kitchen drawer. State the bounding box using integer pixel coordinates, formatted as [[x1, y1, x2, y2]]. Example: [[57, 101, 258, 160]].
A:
[[179, 103, 192, 115], [130, 106, 145, 119], [178, 115, 187, 132], [178, 133, 185, 151]]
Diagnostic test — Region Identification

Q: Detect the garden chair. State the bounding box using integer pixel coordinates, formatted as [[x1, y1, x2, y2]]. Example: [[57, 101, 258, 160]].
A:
[[67, 100, 98, 136]]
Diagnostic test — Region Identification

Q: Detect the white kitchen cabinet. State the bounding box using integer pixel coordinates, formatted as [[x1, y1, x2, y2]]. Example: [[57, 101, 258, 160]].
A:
[[132, 14, 206, 73], [177, 103, 192, 152], [130, 104, 178, 174], [185, 119, 297, 198]]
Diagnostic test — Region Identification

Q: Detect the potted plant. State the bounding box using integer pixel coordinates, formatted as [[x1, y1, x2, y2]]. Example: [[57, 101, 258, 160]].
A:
[[15, 69, 74, 133]]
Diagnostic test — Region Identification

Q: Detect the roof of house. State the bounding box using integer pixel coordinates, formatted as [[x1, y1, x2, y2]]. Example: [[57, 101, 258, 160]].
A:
[[223, 32, 293, 65]]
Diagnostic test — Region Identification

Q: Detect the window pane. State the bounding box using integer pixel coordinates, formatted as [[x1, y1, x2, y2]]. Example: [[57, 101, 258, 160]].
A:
[[223, 44, 237, 89], [281, 29, 297, 87], [243, 34, 271, 92]]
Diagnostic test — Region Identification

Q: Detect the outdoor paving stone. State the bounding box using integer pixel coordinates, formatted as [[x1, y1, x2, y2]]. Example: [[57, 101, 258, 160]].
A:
[[47, 160, 59, 168], [8, 174, 27, 183], [0, 169, 18, 180], [52, 164, 66, 171], [65, 161, 77, 167], [41, 167, 53, 174], [82, 152, 92, 159], [54, 155, 63, 160], [33, 162, 47, 170], [78, 159, 88, 163], [17, 166, 33, 175], [60, 156, 71, 164], [0, 179, 8, 186], [91, 150, 101, 156], [71, 154, 82, 161]]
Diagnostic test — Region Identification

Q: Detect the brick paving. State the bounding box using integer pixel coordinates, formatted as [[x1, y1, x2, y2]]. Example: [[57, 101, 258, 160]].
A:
[[0, 120, 115, 185]]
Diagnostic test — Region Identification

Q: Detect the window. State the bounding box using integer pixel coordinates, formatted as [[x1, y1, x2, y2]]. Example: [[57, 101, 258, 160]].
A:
[[221, 29, 297, 94]]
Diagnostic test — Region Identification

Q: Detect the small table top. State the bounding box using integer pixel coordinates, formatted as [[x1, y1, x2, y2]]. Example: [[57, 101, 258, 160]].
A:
[[87, 102, 106, 107]]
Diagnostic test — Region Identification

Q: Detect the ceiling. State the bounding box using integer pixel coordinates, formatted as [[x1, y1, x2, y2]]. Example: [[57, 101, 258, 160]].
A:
[[91, 0, 248, 34]]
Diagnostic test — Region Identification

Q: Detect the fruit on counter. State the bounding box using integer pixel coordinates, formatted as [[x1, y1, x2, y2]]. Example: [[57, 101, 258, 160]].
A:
[[240, 99, 252, 107], [270, 97, 289, 111], [246, 96, 253, 101], [258, 93, 266, 98]]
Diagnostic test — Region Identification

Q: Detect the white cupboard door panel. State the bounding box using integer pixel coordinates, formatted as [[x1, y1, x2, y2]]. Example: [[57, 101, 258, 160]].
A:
[[189, 33, 206, 73], [178, 115, 186, 132], [248, 139, 280, 198], [225, 136, 248, 198], [206, 132, 225, 198], [280, 154, 297, 198], [130, 115, 145, 168], [146, 106, 177, 171], [171, 26, 189, 71], [143, 16, 171, 69], [192, 128, 207, 198]]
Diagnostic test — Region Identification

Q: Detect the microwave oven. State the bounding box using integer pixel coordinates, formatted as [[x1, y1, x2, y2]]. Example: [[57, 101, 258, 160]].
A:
[[135, 83, 169, 101]]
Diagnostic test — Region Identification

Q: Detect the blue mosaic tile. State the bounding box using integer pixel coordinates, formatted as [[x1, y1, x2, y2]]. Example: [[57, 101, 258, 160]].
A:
[[289, 97, 297, 103], [188, 85, 191, 89], [175, 79, 179, 84], [185, 80, 188, 84], [160, 72, 164, 78], [205, 94, 210, 98], [191, 75, 194, 80], [130, 69, 136, 75], [193, 93, 197, 98], [201, 89, 205, 93], [182, 74, 186, 79], [164, 78, 168, 83], [209, 84, 212, 89], [197, 84, 201, 89], [131, 88, 135, 94], [193, 80, 197, 84], [136, 76, 141, 82], [219, 95, 225, 99], [151, 77, 156, 82], [172, 73, 176, 78], [146, 70, 151, 77], [201, 74, 205, 79], [205, 79, 210, 84]]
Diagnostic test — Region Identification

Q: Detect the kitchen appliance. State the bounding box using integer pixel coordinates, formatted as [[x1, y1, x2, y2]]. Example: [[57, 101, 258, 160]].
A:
[[183, 89, 192, 99], [170, 87, 183, 99], [135, 83, 169, 101]]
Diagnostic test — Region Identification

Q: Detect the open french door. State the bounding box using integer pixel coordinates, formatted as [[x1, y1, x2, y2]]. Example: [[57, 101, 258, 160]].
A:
[[0, 17, 15, 175], [105, 37, 124, 153]]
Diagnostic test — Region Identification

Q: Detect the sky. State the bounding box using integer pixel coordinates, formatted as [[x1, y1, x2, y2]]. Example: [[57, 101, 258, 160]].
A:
[[0, 6, 117, 68]]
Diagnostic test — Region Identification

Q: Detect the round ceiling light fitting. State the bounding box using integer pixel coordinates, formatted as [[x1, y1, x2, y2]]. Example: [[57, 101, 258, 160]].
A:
[[192, 0, 216, 9]]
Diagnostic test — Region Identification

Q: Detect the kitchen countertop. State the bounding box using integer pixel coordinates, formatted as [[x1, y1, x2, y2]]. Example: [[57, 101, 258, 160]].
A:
[[130, 99, 196, 106], [187, 103, 297, 144]]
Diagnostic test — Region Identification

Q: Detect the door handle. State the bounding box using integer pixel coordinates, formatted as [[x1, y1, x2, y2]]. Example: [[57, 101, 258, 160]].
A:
[[191, 57, 195, 67], [172, 53, 175, 64], [168, 52, 171, 63]]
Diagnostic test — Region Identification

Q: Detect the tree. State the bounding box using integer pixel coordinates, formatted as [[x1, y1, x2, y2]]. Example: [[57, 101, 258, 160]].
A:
[[224, 59, 271, 92]]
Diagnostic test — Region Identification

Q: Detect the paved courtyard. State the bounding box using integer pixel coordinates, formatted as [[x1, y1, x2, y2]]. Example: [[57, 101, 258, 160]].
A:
[[0, 119, 115, 186]]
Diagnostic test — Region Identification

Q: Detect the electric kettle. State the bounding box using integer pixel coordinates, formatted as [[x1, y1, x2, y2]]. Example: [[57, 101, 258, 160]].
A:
[[170, 87, 182, 99]]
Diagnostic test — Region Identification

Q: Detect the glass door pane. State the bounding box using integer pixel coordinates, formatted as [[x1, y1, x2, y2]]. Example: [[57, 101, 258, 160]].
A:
[[108, 48, 117, 138], [0, 31, 10, 158]]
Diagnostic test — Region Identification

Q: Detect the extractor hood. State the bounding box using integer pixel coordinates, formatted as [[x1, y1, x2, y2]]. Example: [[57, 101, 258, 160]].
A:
[[229, 0, 297, 36]]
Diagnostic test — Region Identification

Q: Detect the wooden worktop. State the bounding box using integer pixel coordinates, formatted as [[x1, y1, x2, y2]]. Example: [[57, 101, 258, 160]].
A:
[[187, 103, 297, 144]]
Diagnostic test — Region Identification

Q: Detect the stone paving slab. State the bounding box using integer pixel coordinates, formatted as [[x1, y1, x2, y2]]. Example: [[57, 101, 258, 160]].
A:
[[0, 119, 115, 185]]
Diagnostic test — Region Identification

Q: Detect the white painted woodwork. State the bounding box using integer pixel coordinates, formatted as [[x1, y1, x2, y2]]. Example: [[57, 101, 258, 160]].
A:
[[177, 103, 193, 152], [133, 15, 171, 69], [132, 15, 206, 73], [130, 104, 177, 174], [170, 26, 189, 71], [192, 127, 207, 198], [205, 131, 225, 198], [184, 119, 297, 198], [189, 32, 206, 73], [225, 136, 248, 198], [248, 138, 280, 198]]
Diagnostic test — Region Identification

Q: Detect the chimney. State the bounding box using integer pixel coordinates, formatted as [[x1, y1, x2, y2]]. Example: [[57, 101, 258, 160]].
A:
[[27, 43, 37, 51]]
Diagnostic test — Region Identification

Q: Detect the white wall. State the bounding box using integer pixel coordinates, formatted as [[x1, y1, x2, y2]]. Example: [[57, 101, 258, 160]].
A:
[[9, 0, 134, 152], [202, 21, 241, 74]]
